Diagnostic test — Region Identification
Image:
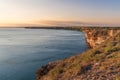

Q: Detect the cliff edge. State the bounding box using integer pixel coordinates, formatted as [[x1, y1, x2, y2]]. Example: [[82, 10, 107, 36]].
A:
[[36, 27, 120, 80], [83, 27, 120, 48]]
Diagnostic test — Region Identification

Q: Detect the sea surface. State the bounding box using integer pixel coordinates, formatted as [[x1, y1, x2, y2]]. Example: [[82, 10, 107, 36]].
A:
[[0, 28, 87, 80]]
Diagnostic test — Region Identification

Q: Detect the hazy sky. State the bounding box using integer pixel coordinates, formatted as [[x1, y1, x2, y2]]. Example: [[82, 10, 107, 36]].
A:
[[0, 0, 120, 27]]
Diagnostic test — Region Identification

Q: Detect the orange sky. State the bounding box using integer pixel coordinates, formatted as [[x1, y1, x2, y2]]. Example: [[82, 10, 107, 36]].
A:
[[0, 0, 120, 27]]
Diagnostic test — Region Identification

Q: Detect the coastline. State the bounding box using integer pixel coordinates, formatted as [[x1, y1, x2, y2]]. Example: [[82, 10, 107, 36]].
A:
[[36, 27, 120, 80]]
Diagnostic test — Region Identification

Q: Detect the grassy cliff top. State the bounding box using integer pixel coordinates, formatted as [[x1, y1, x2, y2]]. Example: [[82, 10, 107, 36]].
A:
[[37, 30, 120, 80]]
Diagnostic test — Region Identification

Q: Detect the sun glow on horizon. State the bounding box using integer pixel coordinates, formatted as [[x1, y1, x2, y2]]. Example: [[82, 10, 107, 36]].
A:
[[0, 0, 120, 27]]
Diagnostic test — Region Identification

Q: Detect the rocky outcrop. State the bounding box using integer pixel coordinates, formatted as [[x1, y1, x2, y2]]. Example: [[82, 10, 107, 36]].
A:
[[36, 61, 60, 80], [83, 28, 120, 48]]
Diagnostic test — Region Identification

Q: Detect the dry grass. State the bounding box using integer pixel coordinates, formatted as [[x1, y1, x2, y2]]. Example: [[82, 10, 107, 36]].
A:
[[37, 30, 120, 80]]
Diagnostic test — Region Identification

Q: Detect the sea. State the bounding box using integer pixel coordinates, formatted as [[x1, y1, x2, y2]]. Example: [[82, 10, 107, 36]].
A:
[[0, 28, 87, 80]]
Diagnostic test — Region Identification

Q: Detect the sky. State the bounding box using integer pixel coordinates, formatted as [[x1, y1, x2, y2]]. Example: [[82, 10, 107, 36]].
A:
[[0, 0, 120, 27]]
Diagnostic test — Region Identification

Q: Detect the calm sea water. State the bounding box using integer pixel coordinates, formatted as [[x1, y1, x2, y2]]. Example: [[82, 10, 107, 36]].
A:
[[0, 28, 87, 80]]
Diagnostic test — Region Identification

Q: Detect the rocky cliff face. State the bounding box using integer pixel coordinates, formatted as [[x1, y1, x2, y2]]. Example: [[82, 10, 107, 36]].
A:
[[83, 28, 120, 48]]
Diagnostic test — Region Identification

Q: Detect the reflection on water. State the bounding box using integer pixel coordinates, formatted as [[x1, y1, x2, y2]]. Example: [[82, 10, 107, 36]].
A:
[[0, 28, 87, 80]]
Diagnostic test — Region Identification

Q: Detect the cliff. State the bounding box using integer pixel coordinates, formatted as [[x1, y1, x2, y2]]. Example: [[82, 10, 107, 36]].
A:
[[36, 27, 120, 80], [83, 28, 120, 48]]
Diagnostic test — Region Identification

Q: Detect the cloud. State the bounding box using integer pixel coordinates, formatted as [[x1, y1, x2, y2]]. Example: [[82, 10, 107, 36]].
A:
[[35, 20, 86, 27]]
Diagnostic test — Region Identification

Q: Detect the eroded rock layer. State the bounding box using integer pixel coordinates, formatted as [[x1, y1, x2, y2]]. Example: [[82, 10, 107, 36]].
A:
[[83, 28, 120, 48]]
